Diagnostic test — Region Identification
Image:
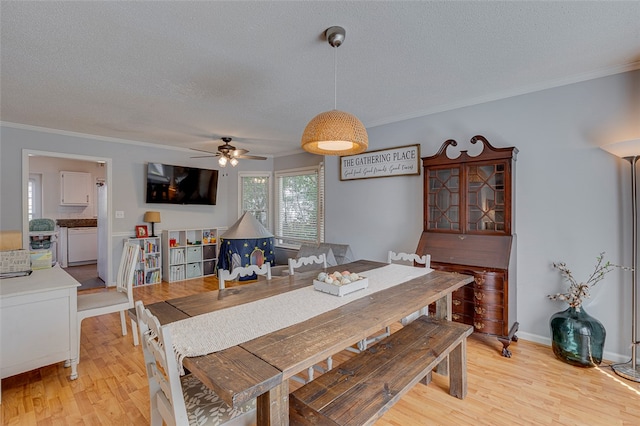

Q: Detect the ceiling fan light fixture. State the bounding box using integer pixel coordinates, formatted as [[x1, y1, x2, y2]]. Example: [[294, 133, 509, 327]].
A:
[[302, 26, 368, 156], [230, 157, 239, 167], [218, 156, 228, 167]]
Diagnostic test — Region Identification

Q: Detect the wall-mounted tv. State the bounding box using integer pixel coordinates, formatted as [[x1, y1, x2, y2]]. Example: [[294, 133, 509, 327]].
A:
[[146, 162, 219, 205]]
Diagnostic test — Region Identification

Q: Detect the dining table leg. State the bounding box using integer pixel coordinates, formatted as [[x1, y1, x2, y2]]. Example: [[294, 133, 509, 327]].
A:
[[257, 379, 289, 425], [434, 292, 452, 375]]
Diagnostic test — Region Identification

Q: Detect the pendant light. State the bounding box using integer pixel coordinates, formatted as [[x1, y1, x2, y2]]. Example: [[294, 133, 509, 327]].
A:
[[301, 26, 368, 156]]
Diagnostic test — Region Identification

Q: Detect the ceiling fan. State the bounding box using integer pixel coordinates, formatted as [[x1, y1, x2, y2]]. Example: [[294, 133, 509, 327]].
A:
[[191, 137, 267, 167]]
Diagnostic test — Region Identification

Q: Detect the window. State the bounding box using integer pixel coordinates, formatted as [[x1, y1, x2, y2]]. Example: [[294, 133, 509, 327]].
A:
[[239, 173, 271, 230], [28, 173, 42, 221], [275, 164, 324, 247]]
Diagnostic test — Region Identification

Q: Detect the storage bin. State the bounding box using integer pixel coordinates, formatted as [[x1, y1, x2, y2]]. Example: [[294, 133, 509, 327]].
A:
[[186, 246, 202, 263], [186, 262, 202, 279], [1, 249, 31, 273]]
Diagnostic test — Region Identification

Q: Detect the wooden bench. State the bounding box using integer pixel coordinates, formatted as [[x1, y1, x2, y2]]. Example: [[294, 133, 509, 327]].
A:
[[289, 316, 474, 426]]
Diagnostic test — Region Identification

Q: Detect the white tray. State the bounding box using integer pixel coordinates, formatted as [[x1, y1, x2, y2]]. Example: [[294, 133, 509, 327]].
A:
[[313, 277, 368, 297]]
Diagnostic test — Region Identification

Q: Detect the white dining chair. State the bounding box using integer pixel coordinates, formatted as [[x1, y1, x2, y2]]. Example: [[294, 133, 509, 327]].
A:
[[388, 251, 432, 325], [75, 242, 139, 364], [288, 254, 331, 383], [135, 301, 256, 426], [218, 263, 271, 289], [387, 250, 431, 267], [288, 253, 327, 275]]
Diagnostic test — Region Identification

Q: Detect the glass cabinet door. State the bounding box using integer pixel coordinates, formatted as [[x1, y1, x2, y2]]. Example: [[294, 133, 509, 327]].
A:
[[427, 167, 460, 230], [466, 163, 505, 232]]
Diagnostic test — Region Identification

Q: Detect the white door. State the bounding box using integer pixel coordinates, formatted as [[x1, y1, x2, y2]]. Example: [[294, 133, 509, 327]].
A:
[[97, 180, 108, 281]]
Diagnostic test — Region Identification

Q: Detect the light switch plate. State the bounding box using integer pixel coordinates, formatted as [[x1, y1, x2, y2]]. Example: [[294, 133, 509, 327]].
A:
[[115, 211, 124, 219]]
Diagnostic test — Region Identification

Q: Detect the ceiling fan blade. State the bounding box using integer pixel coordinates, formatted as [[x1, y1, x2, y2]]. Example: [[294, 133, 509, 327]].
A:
[[231, 149, 248, 157], [190, 154, 219, 158], [237, 154, 268, 160], [190, 147, 219, 155]]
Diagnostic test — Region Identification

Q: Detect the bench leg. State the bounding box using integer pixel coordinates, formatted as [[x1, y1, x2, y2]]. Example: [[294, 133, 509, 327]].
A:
[[448, 339, 467, 399], [420, 370, 433, 385]]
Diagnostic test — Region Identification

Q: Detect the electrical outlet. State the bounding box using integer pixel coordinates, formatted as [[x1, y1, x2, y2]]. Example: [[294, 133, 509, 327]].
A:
[[115, 211, 124, 219]]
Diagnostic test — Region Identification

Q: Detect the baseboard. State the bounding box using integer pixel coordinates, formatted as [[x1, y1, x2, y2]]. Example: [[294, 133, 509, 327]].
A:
[[517, 332, 630, 364]]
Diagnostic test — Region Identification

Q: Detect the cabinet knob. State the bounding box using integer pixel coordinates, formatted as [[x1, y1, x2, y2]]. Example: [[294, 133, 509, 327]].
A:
[[452, 299, 462, 306], [475, 306, 486, 315], [474, 321, 485, 330], [452, 314, 462, 321], [474, 291, 484, 300], [475, 276, 485, 286]]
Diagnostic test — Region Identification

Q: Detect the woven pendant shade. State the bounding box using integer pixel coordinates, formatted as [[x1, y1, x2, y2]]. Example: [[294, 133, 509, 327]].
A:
[[301, 109, 368, 156]]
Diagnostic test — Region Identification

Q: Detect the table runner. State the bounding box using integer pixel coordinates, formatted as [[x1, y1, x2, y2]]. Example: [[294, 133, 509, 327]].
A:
[[167, 263, 432, 373]]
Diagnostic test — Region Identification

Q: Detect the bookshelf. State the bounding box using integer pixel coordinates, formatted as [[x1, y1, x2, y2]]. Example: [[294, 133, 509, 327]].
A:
[[125, 236, 162, 286], [162, 228, 220, 282]]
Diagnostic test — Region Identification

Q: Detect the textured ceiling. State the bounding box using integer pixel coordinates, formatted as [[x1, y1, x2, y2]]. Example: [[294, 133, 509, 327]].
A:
[[2, 1, 639, 157]]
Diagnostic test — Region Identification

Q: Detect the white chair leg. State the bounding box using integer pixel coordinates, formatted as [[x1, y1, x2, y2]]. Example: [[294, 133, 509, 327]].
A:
[[131, 319, 139, 346], [307, 366, 314, 382], [119, 310, 127, 336], [326, 356, 333, 371], [77, 318, 83, 365]]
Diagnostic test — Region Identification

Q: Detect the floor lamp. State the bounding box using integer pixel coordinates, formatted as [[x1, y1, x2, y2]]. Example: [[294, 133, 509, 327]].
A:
[[601, 138, 640, 382]]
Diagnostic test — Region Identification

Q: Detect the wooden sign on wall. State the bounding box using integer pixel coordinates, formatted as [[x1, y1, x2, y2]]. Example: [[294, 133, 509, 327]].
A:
[[339, 144, 421, 181]]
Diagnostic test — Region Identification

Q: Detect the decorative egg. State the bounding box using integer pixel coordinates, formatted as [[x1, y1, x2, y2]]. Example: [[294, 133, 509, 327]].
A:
[[317, 272, 328, 281], [341, 271, 350, 276], [332, 271, 342, 280], [324, 276, 334, 285], [340, 277, 351, 285], [350, 273, 360, 281]]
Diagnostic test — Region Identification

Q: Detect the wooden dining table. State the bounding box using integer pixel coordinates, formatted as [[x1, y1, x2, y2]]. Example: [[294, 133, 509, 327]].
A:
[[145, 259, 474, 425]]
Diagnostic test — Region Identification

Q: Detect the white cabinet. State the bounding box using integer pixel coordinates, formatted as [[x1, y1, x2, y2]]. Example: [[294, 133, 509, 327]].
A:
[[60, 171, 91, 206], [126, 237, 162, 286], [1, 265, 79, 394], [162, 228, 219, 282]]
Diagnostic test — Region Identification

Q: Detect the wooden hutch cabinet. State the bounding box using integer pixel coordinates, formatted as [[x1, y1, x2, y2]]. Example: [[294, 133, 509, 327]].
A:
[[417, 135, 519, 356]]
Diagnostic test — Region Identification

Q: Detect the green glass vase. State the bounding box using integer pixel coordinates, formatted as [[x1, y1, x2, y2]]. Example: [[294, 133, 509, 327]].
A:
[[550, 306, 606, 367]]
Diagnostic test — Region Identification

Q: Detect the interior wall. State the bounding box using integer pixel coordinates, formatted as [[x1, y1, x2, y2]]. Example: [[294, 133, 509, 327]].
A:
[[1, 70, 637, 360], [325, 70, 640, 361], [0, 126, 273, 279], [29, 156, 106, 220]]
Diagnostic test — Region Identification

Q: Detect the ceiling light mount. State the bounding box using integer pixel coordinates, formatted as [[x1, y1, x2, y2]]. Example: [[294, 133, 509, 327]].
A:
[[326, 26, 345, 48], [301, 26, 368, 156]]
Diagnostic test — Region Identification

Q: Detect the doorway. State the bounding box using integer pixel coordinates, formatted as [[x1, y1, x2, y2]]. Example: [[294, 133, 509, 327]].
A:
[[22, 150, 112, 287]]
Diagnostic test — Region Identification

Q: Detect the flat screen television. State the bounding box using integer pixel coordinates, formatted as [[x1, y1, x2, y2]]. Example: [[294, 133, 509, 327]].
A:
[[146, 162, 219, 205]]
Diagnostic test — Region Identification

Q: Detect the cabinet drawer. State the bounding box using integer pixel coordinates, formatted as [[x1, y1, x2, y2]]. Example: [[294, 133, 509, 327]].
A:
[[452, 297, 474, 315], [186, 246, 202, 263], [473, 303, 505, 322], [451, 312, 473, 326], [473, 289, 504, 306], [474, 272, 505, 292], [455, 284, 504, 304], [471, 318, 505, 336]]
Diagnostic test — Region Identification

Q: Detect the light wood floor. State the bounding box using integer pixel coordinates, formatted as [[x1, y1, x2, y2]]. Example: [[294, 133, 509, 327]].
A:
[[2, 277, 639, 425]]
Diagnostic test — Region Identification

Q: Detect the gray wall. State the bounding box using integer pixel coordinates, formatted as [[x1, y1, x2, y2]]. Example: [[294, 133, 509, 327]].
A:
[[0, 126, 274, 280], [1, 70, 638, 360], [29, 156, 106, 219], [325, 70, 640, 361]]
